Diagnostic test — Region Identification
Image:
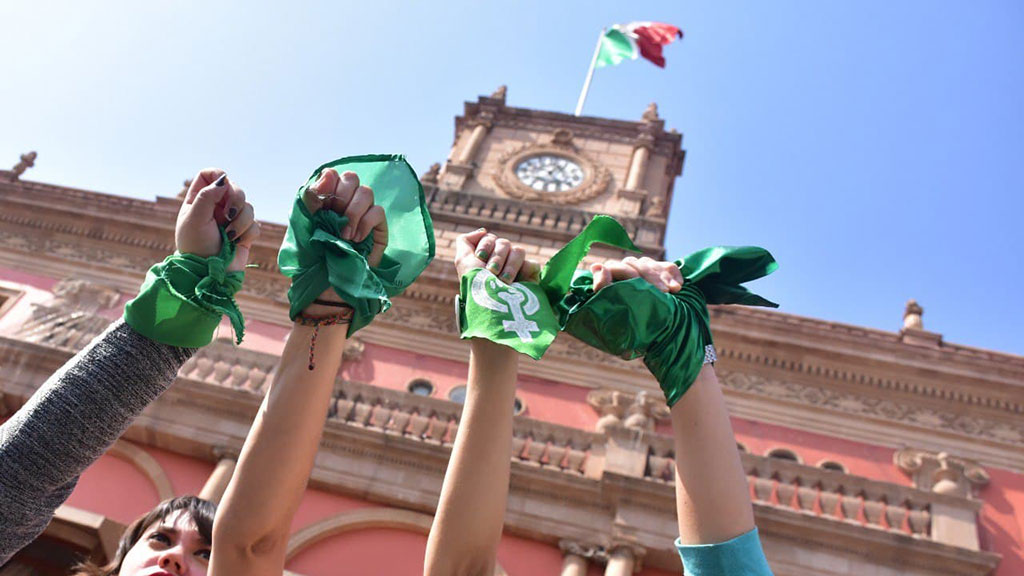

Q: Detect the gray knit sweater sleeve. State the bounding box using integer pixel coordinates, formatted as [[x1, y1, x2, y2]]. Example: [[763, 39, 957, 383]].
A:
[[0, 319, 195, 564]]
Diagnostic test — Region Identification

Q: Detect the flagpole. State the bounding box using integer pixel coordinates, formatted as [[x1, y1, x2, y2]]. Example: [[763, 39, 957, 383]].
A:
[[574, 28, 605, 116]]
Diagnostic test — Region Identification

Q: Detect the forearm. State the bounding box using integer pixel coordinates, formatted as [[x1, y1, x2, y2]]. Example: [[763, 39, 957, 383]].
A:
[[0, 319, 193, 564], [213, 323, 345, 568], [671, 366, 754, 545], [425, 339, 518, 576]]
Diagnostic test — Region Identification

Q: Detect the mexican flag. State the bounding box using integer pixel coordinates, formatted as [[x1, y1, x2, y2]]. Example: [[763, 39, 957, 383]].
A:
[[596, 22, 683, 69]]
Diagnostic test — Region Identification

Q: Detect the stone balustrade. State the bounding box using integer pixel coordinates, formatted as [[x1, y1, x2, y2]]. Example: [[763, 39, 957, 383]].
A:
[[330, 379, 602, 477], [426, 188, 661, 252], [644, 435, 987, 548], [178, 339, 277, 393]]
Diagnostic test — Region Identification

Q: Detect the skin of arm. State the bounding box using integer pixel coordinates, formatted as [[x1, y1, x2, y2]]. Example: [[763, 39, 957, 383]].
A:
[[210, 169, 387, 576], [670, 366, 755, 544], [424, 229, 536, 576], [0, 167, 258, 565], [592, 256, 755, 544], [209, 320, 348, 575]]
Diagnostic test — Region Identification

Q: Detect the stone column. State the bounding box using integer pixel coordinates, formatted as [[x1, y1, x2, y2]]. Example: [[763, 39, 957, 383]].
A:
[[604, 546, 638, 576], [198, 450, 237, 504], [456, 116, 493, 165], [624, 145, 651, 191], [559, 541, 591, 576]]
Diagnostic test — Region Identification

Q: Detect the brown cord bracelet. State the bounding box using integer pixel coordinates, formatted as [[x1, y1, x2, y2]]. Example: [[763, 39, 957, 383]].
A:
[[295, 304, 354, 370]]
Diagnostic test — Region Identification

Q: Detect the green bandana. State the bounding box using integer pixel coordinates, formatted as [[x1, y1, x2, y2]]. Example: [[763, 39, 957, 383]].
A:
[[457, 215, 638, 359], [457, 215, 778, 406], [278, 154, 435, 335], [562, 246, 778, 406], [124, 227, 245, 347]]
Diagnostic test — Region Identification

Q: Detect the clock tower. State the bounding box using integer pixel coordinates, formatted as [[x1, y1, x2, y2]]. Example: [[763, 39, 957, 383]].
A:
[[422, 86, 685, 264]]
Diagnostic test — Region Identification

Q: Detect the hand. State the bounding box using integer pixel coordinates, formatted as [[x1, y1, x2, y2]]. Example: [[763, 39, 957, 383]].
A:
[[177, 168, 260, 272], [300, 169, 388, 315], [591, 256, 683, 293], [454, 228, 540, 283]]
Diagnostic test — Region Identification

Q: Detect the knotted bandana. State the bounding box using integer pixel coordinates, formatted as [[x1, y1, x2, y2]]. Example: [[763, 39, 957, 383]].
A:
[[278, 154, 435, 335], [458, 215, 778, 405], [124, 227, 245, 347]]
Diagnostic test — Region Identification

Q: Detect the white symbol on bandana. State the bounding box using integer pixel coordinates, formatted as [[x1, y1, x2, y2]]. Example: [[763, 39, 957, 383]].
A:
[[470, 269, 541, 341]]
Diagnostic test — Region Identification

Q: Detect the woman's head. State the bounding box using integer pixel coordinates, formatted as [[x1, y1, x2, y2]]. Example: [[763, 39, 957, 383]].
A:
[[74, 496, 216, 576]]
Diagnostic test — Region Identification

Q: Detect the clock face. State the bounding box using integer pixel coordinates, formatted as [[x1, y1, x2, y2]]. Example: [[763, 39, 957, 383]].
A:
[[514, 155, 585, 192]]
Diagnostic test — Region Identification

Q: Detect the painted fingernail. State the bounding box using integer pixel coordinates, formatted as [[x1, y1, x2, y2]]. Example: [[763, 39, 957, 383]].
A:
[[476, 250, 489, 260], [214, 174, 227, 187], [487, 261, 500, 271], [501, 271, 514, 282], [475, 227, 486, 233], [227, 207, 238, 220], [342, 227, 352, 241], [226, 229, 237, 240]]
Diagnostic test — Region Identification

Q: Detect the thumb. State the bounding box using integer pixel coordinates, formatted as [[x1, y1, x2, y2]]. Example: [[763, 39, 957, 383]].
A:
[[190, 175, 229, 221], [227, 222, 260, 272]]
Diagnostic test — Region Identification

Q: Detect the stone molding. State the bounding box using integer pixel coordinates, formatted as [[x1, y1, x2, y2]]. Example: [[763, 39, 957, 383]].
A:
[[108, 440, 175, 501]]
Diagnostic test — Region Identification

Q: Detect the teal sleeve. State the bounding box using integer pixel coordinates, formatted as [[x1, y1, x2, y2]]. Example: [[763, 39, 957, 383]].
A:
[[675, 528, 774, 576]]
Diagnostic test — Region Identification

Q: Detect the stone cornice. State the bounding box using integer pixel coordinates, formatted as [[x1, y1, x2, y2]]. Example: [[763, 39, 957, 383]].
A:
[[457, 98, 684, 161]]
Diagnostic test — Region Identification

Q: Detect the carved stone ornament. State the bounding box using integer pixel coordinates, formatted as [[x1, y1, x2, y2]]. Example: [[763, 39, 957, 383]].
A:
[[178, 178, 193, 199], [641, 102, 660, 123], [903, 299, 924, 330], [492, 130, 611, 204], [420, 163, 441, 185], [894, 448, 990, 498], [342, 337, 365, 362], [587, 389, 670, 433], [490, 85, 507, 101], [9, 151, 37, 181]]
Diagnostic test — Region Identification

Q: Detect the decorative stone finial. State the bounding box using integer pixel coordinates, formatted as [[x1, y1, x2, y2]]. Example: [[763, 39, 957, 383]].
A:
[[177, 178, 193, 199], [642, 102, 659, 122], [894, 448, 990, 498], [491, 85, 507, 100], [420, 163, 441, 184], [903, 299, 924, 330], [550, 128, 575, 149], [9, 151, 37, 182]]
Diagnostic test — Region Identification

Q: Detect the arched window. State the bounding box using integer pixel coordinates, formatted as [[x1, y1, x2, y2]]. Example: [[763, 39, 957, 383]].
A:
[[448, 385, 467, 404], [406, 378, 435, 397], [766, 448, 801, 463], [818, 460, 847, 473]]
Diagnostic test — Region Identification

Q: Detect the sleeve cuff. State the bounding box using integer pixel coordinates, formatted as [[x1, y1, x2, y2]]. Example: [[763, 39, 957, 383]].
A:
[[675, 527, 774, 576]]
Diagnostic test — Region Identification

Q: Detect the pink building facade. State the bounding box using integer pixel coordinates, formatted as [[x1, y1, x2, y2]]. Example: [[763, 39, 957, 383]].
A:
[[0, 89, 1021, 575]]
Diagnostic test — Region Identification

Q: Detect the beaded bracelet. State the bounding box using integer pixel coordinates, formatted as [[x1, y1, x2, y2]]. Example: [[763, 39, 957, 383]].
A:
[[295, 306, 354, 370]]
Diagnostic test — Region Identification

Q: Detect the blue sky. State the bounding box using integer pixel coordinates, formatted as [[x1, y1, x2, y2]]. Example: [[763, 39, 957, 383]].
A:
[[2, 1, 1022, 355]]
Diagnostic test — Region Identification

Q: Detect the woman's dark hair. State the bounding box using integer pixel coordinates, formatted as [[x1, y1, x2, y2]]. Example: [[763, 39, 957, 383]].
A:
[[72, 496, 216, 576]]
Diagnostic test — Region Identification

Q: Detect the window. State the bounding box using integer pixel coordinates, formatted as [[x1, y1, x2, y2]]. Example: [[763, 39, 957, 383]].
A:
[[818, 460, 847, 473], [448, 385, 467, 404], [766, 448, 801, 463], [406, 378, 435, 397], [448, 386, 526, 416]]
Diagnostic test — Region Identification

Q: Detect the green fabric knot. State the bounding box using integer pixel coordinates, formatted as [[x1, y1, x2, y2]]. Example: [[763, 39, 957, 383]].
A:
[[124, 227, 246, 347], [562, 247, 777, 406], [278, 154, 435, 335], [457, 213, 779, 407]]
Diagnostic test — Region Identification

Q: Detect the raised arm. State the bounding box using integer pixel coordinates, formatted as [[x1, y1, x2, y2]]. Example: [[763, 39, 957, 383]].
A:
[[0, 168, 258, 564], [590, 257, 771, 575], [424, 230, 537, 576], [211, 169, 387, 576]]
